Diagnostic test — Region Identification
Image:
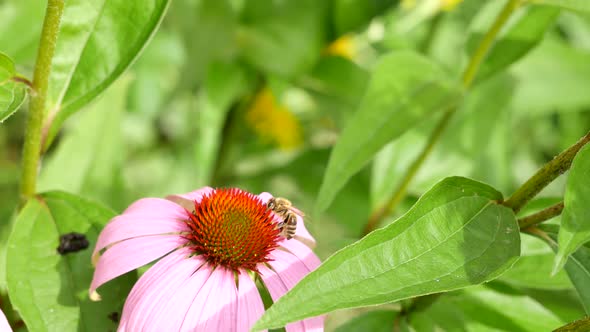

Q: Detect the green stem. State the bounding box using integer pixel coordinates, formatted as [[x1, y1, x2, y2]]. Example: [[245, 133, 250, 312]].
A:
[[362, 0, 521, 234], [19, 0, 64, 202], [518, 201, 564, 229], [504, 130, 590, 213], [362, 109, 454, 235], [461, 0, 522, 89]]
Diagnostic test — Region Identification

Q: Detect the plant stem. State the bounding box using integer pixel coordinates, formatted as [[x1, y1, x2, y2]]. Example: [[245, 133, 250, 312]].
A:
[[362, 108, 454, 236], [362, 0, 521, 235], [504, 130, 590, 213], [461, 0, 521, 89], [518, 201, 564, 229], [19, 0, 64, 202]]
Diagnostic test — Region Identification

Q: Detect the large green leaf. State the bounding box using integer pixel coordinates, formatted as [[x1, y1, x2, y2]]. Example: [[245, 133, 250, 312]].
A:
[[529, 0, 590, 14], [254, 177, 520, 330], [0, 51, 26, 122], [43, 0, 170, 149], [7, 192, 136, 332], [238, 0, 326, 78], [468, 5, 559, 83], [38, 75, 131, 209], [315, 51, 462, 212], [554, 143, 590, 273]]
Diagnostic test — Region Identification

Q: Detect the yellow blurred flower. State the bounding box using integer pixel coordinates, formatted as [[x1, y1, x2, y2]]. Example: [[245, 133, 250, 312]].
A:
[[440, 0, 462, 11], [245, 88, 303, 150], [324, 34, 356, 60]]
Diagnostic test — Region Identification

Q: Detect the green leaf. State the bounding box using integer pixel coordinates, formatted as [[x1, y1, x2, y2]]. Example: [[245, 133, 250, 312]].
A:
[[43, 0, 171, 150], [469, 5, 559, 83], [194, 61, 251, 186], [554, 316, 590, 332], [333, 0, 396, 35], [238, 0, 326, 78], [539, 224, 590, 314], [334, 310, 397, 332], [501, 234, 572, 290], [453, 286, 564, 331], [511, 36, 590, 115], [38, 75, 131, 209], [554, 143, 590, 273], [0, 51, 27, 122], [7, 192, 136, 332], [529, 0, 590, 15], [254, 177, 520, 330], [316, 51, 462, 212]]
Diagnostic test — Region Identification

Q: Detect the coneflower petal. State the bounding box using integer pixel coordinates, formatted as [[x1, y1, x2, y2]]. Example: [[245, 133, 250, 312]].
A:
[[125, 252, 206, 331], [118, 247, 193, 330], [279, 239, 321, 271], [92, 212, 188, 264], [236, 271, 266, 332], [180, 267, 238, 331], [90, 235, 185, 299]]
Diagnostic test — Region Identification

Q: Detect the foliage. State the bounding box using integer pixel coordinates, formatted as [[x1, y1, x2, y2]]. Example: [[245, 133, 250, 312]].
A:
[[1, 0, 590, 330]]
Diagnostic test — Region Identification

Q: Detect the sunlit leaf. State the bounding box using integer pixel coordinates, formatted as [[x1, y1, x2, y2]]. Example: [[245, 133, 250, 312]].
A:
[[38, 76, 131, 209], [43, 0, 171, 149], [529, 0, 590, 15], [6, 192, 136, 332], [0, 51, 27, 122], [554, 143, 590, 273], [255, 177, 520, 330], [316, 51, 462, 212]]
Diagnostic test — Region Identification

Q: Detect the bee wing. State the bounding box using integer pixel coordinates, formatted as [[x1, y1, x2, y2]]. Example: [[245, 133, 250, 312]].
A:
[[290, 206, 305, 217]]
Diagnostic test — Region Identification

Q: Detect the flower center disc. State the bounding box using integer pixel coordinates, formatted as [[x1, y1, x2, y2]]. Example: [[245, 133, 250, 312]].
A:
[[185, 188, 281, 271]]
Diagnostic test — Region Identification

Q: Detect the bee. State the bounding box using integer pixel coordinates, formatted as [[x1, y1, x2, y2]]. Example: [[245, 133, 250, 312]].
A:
[[267, 197, 303, 240]]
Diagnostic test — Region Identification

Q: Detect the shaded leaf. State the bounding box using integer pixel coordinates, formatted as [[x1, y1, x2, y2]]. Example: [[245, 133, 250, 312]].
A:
[[316, 51, 462, 212], [43, 0, 171, 149], [469, 5, 559, 83], [453, 286, 564, 331], [501, 233, 572, 290], [194, 61, 251, 186], [530, 0, 590, 15], [238, 0, 326, 78], [538, 224, 590, 315], [334, 310, 397, 332], [7, 192, 136, 332], [554, 143, 590, 273], [255, 177, 520, 330], [332, 0, 396, 35]]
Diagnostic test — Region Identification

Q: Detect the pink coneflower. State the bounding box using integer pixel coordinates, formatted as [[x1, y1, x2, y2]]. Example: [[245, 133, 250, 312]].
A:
[[0, 308, 12, 332], [90, 187, 323, 331]]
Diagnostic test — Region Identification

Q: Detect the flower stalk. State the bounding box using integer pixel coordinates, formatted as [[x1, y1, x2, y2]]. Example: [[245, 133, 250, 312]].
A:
[[19, 0, 64, 202]]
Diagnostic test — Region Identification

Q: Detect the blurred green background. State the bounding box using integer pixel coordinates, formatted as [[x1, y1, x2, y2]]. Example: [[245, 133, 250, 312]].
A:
[[2, 0, 590, 330]]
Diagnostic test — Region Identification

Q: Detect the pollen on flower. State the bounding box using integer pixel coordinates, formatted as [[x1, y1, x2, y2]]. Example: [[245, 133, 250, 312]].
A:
[[184, 188, 282, 272]]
